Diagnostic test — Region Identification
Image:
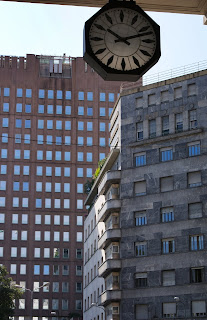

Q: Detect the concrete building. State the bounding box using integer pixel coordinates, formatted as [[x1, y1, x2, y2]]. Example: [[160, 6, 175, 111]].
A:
[[0, 54, 122, 320], [84, 68, 207, 320]]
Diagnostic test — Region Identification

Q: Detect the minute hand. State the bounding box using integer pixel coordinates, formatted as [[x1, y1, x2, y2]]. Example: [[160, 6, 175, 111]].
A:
[[115, 31, 153, 43], [107, 29, 130, 45]]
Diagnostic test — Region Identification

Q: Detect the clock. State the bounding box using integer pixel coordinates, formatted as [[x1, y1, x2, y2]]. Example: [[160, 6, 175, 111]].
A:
[[83, 0, 161, 82]]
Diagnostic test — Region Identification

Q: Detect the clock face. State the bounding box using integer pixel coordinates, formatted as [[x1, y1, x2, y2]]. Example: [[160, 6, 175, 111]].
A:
[[89, 7, 157, 72]]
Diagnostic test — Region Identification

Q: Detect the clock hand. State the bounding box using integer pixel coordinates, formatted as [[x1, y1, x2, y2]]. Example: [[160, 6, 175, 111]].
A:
[[107, 29, 130, 45], [115, 31, 153, 43]]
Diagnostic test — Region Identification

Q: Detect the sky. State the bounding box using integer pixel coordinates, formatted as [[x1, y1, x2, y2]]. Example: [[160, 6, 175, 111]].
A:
[[0, 1, 206, 76]]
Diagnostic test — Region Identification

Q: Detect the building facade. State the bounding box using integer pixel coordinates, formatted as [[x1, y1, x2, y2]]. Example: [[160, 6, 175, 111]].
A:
[[84, 69, 207, 320], [0, 54, 122, 320]]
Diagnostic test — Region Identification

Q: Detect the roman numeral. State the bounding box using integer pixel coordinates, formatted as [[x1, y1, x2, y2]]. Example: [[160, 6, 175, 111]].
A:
[[107, 56, 114, 66], [94, 24, 105, 31], [105, 13, 113, 24], [133, 56, 140, 68], [131, 14, 138, 25], [95, 48, 106, 55], [121, 58, 126, 71], [140, 49, 151, 57], [139, 26, 150, 33], [120, 10, 124, 22], [90, 37, 103, 41], [142, 39, 155, 43]]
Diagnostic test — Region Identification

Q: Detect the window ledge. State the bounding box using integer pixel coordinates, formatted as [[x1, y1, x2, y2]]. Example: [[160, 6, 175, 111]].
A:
[[130, 128, 203, 147]]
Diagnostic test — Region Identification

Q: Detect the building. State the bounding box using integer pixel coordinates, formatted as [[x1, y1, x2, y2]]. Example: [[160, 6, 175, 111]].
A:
[[84, 68, 207, 319], [0, 54, 122, 320]]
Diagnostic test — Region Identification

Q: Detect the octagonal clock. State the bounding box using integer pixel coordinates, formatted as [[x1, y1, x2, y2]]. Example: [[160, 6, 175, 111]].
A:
[[83, 0, 161, 81]]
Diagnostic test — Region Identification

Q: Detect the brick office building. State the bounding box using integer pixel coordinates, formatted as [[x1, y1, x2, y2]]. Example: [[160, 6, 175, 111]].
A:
[[84, 68, 207, 320], [0, 54, 122, 320]]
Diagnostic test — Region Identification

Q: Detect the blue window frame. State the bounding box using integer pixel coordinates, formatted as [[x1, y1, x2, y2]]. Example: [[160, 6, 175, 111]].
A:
[[66, 91, 71, 100], [161, 149, 173, 162], [39, 89, 45, 98], [135, 154, 146, 167], [4, 88, 10, 97], [100, 92, 105, 101], [135, 212, 147, 226], [161, 208, 174, 222], [26, 89, 32, 98], [17, 88, 23, 97], [189, 143, 200, 157], [78, 91, 84, 100]]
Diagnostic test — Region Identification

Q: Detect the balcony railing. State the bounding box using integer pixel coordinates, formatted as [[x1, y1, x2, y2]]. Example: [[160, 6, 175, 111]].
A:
[[143, 60, 207, 86]]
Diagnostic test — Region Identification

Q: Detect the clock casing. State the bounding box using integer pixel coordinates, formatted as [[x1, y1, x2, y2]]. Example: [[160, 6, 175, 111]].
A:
[[83, 0, 161, 81]]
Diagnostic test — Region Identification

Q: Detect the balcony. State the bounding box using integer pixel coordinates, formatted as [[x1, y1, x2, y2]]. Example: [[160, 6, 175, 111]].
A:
[[98, 229, 121, 250], [98, 199, 121, 222], [98, 259, 121, 278], [99, 290, 122, 306], [98, 170, 121, 195]]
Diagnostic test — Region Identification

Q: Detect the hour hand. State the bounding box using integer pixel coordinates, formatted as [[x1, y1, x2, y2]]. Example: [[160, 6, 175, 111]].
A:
[[107, 29, 130, 45], [115, 31, 153, 42]]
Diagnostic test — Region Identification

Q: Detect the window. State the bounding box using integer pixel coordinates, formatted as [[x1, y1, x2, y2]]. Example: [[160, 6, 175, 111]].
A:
[[14, 149, 21, 159], [136, 305, 148, 320], [175, 113, 183, 132], [16, 103, 22, 112], [47, 105, 53, 114], [87, 92, 93, 101], [65, 105, 71, 115], [39, 89, 45, 98], [192, 301, 206, 317], [188, 142, 200, 156], [37, 150, 43, 160], [78, 121, 84, 131], [63, 216, 70, 225], [17, 88, 23, 97], [135, 242, 147, 256], [47, 120, 53, 129], [78, 106, 84, 115], [162, 116, 169, 135], [134, 153, 146, 167], [55, 120, 62, 130], [100, 122, 105, 131], [87, 107, 93, 116], [189, 110, 197, 129], [161, 176, 173, 192], [87, 122, 93, 131], [16, 119, 22, 128], [87, 168, 92, 178], [190, 267, 204, 283], [63, 265, 69, 275], [48, 90, 54, 99], [87, 152, 93, 162], [188, 83, 196, 96], [189, 203, 202, 219], [100, 107, 105, 116], [23, 182, 29, 192], [0, 165, 7, 175], [77, 199, 83, 209], [161, 90, 169, 102], [78, 152, 83, 162], [190, 235, 204, 251], [46, 150, 52, 160], [76, 300, 82, 310], [45, 182, 51, 192], [56, 105, 62, 114], [161, 207, 174, 222], [55, 151, 61, 161], [36, 199, 42, 208], [162, 238, 175, 254], [25, 119, 31, 128], [37, 135, 43, 144], [135, 212, 147, 226], [161, 148, 173, 162], [38, 105, 44, 113], [64, 167, 70, 177], [66, 91, 71, 100], [52, 299, 59, 310], [56, 90, 62, 99], [53, 282, 59, 292], [36, 166, 43, 176], [87, 137, 93, 146], [4, 88, 10, 97], [63, 248, 69, 258], [53, 265, 59, 275], [1, 133, 8, 143], [46, 167, 52, 176], [25, 104, 32, 114], [0, 181, 6, 191], [38, 119, 44, 129], [78, 137, 84, 146], [136, 122, 143, 140], [65, 136, 71, 145], [99, 137, 105, 146], [26, 88, 32, 98], [174, 86, 182, 99], [100, 92, 105, 101], [134, 181, 146, 196], [76, 282, 82, 292], [163, 303, 176, 318], [77, 232, 83, 242], [149, 119, 156, 138], [78, 91, 84, 100], [109, 107, 113, 116], [148, 93, 155, 105], [188, 171, 201, 188], [3, 102, 9, 112], [109, 93, 114, 102], [135, 273, 147, 287], [162, 270, 175, 286], [34, 265, 40, 275]]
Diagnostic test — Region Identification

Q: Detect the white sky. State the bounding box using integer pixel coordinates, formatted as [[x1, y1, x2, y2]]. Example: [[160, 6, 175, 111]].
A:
[[0, 1, 206, 76]]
